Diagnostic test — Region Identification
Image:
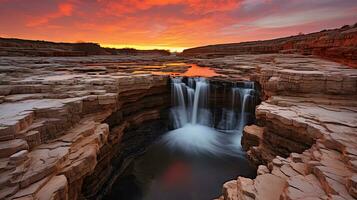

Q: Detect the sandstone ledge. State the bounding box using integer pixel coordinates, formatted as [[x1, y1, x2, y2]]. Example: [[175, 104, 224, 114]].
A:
[[0, 54, 356, 200], [0, 56, 171, 199], [216, 54, 357, 200]]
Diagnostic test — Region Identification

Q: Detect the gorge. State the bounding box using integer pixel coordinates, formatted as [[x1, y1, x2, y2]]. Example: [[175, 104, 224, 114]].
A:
[[104, 77, 258, 200], [0, 24, 356, 200]]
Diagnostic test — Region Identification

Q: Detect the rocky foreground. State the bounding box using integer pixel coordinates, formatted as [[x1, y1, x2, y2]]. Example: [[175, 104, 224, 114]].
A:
[[0, 53, 356, 200], [0, 55, 178, 199], [193, 54, 357, 200]]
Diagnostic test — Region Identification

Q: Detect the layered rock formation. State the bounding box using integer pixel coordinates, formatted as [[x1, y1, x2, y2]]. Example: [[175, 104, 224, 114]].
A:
[[182, 24, 357, 68], [198, 54, 357, 200], [0, 50, 356, 200], [0, 38, 109, 56], [0, 56, 171, 199], [0, 38, 171, 57]]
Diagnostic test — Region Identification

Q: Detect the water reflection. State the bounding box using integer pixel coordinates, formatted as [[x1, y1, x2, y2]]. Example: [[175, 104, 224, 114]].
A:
[[106, 139, 256, 200], [151, 64, 220, 77], [181, 64, 219, 77]]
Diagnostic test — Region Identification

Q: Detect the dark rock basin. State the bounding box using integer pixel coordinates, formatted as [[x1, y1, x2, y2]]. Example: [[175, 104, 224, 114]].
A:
[[105, 133, 256, 200], [104, 75, 258, 200]]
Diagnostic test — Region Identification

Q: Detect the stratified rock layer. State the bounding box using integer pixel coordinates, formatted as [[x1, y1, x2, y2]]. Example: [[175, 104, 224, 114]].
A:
[[0, 56, 172, 199], [208, 54, 357, 200], [182, 24, 357, 67], [0, 38, 171, 57], [0, 53, 356, 200]]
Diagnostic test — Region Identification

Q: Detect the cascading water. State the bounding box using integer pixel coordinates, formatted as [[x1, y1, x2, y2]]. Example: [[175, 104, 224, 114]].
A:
[[171, 77, 189, 128], [237, 82, 255, 131], [105, 68, 258, 200], [170, 77, 210, 127], [164, 77, 256, 156], [171, 77, 209, 128]]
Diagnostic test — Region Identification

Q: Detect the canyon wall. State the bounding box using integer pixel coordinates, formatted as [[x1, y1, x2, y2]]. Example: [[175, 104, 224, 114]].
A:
[[0, 51, 356, 200], [0, 38, 108, 56], [182, 24, 357, 68], [204, 54, 357, 200], [0, 56, 171, 199]]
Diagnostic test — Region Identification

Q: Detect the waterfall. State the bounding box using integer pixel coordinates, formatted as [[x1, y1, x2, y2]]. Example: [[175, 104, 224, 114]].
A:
[[186, 87, 194, 122], [227, 87, 239, 130], [191, 78, 209, 125], [237, 82, 255, 131], [216, 82, 255, 131], [167, 77, 256, 156], [171, 77, 189, 128], [171, 77, 255, 131], [170, 77, 209, 127]]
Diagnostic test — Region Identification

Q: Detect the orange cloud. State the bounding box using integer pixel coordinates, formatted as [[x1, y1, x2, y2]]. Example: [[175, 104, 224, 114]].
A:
[[0, 0, 355, 51], [101, 0, 242, 15], [59, 3, 74, 16], [26, 2, 74, 27]]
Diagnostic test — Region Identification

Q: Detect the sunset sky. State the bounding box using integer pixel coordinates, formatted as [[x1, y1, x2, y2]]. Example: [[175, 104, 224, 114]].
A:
[[0, 0, 356, 52]]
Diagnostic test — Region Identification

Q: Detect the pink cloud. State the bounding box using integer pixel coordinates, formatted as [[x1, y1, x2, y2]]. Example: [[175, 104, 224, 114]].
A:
[[100, 0, 242, 15], [0, 0, 355, 50], [26, 2, 74, 27]]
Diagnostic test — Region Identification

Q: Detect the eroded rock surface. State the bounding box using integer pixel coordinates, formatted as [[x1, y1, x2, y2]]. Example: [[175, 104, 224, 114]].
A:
[[182, 24, 357, 68], [0, 56, 172, 199], [208, 55, 357, 200], [0, 53, 356, 200]]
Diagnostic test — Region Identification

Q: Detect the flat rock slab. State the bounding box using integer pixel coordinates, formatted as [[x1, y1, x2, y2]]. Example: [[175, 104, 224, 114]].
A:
[[0, 54, 356, 200]]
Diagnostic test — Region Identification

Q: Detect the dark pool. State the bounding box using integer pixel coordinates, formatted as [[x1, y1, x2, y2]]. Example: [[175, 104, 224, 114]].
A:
[[105, 133, 256, 200], [105, 76, 258, 200]]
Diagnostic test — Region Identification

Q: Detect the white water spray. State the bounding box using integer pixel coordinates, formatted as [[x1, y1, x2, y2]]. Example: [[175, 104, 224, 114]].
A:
[[164, 77, 256, 156], [237, 82, 255, 131]]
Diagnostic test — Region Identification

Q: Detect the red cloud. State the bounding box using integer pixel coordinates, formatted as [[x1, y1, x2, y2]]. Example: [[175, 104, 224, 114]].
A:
[[1, 0, 355, 51], [100, 0, 242, 15], [59, 3, 74, 16], [26, 2, 74, 27]]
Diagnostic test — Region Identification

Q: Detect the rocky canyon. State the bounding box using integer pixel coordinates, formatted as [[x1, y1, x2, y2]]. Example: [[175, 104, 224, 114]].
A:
[[0, 24, 356, 200]]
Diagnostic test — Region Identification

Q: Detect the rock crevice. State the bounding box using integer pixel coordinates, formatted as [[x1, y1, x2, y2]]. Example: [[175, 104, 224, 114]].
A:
[[212, 55, 357, 200], [0, 56, 171, 199]]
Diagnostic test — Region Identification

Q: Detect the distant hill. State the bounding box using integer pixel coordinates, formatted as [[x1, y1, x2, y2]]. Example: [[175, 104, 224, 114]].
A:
[[0, 38, 171, 57], [181, 23, 357, 67], [104, 47, 171, 56]]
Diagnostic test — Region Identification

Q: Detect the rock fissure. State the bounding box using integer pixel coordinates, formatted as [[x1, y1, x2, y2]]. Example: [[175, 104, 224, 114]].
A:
[[0, 56, 174, 199], [0, 49, 356, 200], [189, 54, 357, 200]]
